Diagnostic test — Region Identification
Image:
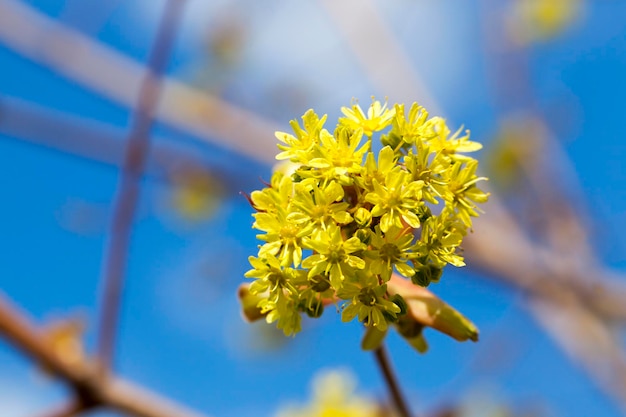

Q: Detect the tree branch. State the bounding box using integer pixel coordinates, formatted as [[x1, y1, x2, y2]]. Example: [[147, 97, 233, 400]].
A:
[[0, 0, 280, 164], [0, 95, 213, 185], [0, 293, 210, 417], [96, 0, 186, 371]]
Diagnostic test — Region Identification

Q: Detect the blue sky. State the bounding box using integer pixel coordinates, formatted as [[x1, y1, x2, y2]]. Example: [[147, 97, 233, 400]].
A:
[[1, 1, 626, 416]]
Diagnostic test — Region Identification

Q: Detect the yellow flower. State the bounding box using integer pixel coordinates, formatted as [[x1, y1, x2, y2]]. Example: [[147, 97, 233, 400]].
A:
[[510, 0, 583, 44], [339, 99, 395, 137], [339, 277, 401, 331], [276, 370, 380, 417], [302, 224, 366, 289], [427, 117, 483, 161], [365, 168, 423, 233], [276, 109, 328, 163]]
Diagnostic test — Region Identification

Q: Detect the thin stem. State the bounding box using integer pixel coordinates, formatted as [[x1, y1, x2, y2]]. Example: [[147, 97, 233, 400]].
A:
[[96, 0, 186, 371], [374, 344, 413, 417]]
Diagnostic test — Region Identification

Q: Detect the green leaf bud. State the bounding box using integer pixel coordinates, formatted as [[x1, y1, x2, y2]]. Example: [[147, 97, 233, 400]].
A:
[[354, 207, 372, 227], [309, 274, 331, 293], [303, 299, 324, 318]]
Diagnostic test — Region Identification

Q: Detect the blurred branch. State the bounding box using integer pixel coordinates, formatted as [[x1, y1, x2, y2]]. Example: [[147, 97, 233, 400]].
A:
[[319, 0, 442, 115], [530, 296, 626, 414], [0, 0, 280, 164], [0, 293, 209, 417], [465, 197, 626, 322], [96, 0, 185, 371], [0, 95, 214, 183]]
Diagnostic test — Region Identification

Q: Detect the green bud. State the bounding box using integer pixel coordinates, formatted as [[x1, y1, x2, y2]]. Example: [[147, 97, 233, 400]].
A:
[[237, 284, 267, 322], [416, 205, 432, 223], [396, 316, 424, 339], [303, 299, 324, 318], [391, 294, 408, 316], [309, 274, 331, 292], [411, 264, 443, 287], [355, 228, 371, 245], [381, 131, 403, 149], [354, 207, 372, 227]]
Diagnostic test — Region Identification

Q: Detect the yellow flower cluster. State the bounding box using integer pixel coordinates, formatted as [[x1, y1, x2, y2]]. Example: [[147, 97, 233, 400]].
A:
[[276, 370, 379, 417], [245, 99, 488, 337]]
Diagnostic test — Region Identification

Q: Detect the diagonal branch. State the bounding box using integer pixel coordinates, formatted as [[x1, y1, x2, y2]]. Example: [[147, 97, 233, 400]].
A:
[[0, 292, 210, 417], [0, 96, 212, 183], [0, 0, 280, 164], [529, 296, 626, 414]]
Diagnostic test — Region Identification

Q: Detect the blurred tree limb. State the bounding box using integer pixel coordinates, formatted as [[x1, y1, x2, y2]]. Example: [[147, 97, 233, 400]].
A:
[[0, 0, 280, 163], [0, 95, 257, 193], [0, 294, 209, 417], [95, 0, 185, 371]]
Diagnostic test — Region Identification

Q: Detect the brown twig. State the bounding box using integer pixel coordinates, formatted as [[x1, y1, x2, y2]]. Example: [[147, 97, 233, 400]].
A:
[[96, 0, 186, 371], [0, 95, 219, 186], [374, 344, 413, 417], [0, 293, 210, 417], [0, 0, 280, 163]]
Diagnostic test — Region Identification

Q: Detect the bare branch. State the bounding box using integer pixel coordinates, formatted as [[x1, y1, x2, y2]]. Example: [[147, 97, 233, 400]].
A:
[[0, 96, 216, 184], [0, 0, 280, 164], [0, 292, 210, 417], [530, 297, 626, 413], [95, 0, 186, 371], [319, 0, 442, 115]]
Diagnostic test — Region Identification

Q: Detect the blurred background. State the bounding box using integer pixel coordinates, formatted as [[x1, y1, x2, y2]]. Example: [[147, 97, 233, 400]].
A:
[[1, 0, 626, 416]]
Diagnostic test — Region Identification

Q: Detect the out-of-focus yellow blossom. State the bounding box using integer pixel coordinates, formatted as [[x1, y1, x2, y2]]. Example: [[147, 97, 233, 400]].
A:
[[242, 99, 488, 350], [509, 0, 583, 44], [171, 170, 222, 220], [276, 370, 380, 417]]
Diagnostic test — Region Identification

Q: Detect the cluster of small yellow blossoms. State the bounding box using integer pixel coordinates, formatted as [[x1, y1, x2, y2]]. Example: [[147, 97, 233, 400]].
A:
[[276, 370, 379, 417], [244, 99, 488, 337]]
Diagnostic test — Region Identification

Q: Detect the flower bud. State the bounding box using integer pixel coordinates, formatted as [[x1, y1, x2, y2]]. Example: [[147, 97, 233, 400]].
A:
[[354, 207, 372, 227]]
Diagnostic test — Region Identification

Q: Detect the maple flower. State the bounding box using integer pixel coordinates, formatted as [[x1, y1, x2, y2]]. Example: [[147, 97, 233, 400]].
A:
[[365, 167, 423, 233], [366, 225, 416, 281], [339, 273, 401, 331], [276, 109, 328, 164], [302, 224, 366, 290], [339, 99, 395, 137]]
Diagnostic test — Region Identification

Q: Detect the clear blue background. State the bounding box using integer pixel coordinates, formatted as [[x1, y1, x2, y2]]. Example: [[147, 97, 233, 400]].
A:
[[1, 1, 625, 416]]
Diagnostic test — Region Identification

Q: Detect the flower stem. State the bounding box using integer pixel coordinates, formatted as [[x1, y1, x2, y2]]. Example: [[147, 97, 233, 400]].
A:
[[374, 344, 413, 417]]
